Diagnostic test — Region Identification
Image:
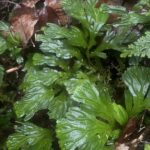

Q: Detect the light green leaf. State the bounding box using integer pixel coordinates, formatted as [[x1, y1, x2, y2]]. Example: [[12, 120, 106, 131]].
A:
[[7, 122, 53, 150], [125, 90, 146, 117], [121, 31, 150, 58], [0, 65, 4, 86], [48, 92, 72, 120], [112, 103, 128, 126], [122, 66, 150, 97], [57, 107, 112, 150], [14, 85, 54, 121]]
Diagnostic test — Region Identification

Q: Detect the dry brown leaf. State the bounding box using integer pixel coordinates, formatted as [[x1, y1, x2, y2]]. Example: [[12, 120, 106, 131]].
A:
[[21, 0, 40, 8], [10, 5, 38, 46], [45, 0, 71, 25]]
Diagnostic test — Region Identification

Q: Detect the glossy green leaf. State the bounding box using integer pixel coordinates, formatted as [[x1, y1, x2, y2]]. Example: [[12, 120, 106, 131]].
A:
[[7, 122, 53, 150], [32, 53, 68, 70], [121, 31, 150, 58], [57, 107, 112, 150], [14, 85, 54, 121], [122, 66, 150, 97], [22, 68, 61, 87], [37, 34, 80, 59]]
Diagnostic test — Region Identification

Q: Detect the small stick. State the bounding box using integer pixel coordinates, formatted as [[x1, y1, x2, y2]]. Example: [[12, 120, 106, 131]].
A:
[[6, 65, 22, 73]]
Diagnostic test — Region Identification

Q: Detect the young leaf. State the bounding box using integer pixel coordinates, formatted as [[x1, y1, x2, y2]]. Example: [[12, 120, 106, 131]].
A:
[[57, 107, 112, 150], [112, 103, 128, 126], [125, 90, 146, 117], [121, 31, 150, 58], [7, 122, 53, 150], [122, 66, 150, 97]]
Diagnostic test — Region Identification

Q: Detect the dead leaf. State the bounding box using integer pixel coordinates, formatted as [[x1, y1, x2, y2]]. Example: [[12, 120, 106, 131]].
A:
[[21, 0, 40, 8], [10, 5, 38, 46], [45, 0, 71, 25]]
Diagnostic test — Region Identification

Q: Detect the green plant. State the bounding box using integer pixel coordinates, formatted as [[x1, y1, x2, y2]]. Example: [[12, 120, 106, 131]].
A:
[[0, 0, 149, 149]]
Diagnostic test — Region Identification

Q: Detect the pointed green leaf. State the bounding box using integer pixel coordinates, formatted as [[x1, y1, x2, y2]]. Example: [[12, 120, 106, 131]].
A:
[[7, 123, 53, 150]]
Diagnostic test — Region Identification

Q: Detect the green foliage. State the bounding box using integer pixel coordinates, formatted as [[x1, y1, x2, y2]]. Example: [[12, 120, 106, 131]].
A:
[[7, 122, 53, 150], [57, 80, 128, 150], [2, 0, 150, 150], [121, 32, 150, 58]]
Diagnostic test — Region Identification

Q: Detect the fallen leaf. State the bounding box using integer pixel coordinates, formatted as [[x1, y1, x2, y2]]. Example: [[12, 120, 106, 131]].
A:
[[21, 0, 40, 8], [10, 5, 38, 46]]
